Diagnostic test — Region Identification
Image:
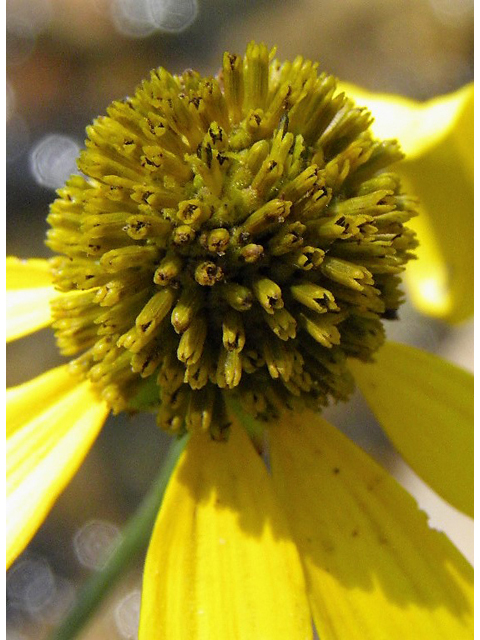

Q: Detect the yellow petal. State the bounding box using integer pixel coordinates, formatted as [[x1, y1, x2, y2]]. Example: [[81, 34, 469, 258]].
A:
[[340, 84, 473, 323], [139, 417, 312, 640], [6, 257, 56, 341], [339, 82, 473, 160], [7, 365, 109, 568], [401, 106, 473, 323], [349, 341, 473, 518], [269, 410, 473, 639]]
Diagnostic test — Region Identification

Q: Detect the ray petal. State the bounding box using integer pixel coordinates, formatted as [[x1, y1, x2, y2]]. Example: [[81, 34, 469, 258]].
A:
[[139, 417, 312, 640], [7, 365, 109, 568], [350, 341, 473, 517], [269, 410, 473, 639], [6, 257, 56, 341]]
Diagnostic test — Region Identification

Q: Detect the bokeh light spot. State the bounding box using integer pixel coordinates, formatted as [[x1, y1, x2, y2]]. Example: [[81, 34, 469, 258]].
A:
[[148, 0, 198, 32], [29, 134, 81, 190], [7, 556, 56, 614], [111, 0, 198, 38], [115, 590, 141, 639], [73, 519, 121, 570]]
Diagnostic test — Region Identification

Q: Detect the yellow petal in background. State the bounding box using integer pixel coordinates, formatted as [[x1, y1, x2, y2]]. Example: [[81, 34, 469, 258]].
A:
[[269, 411, 473, 640], [7, 365, 109, 568], [139, 418, 312, 640], [350, 341, 473, 518], [6, 257, 56, 341], [340, 82, 473, 161], [401, 91, 473, 323], [341, 84, 473, 323]]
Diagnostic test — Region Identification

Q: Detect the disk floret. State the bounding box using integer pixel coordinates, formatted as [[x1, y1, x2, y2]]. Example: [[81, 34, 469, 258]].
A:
[[47, 42, 417, 436]]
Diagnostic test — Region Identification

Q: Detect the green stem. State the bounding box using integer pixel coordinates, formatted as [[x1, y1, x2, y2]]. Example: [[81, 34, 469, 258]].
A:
[[50, 434, 189, 640]]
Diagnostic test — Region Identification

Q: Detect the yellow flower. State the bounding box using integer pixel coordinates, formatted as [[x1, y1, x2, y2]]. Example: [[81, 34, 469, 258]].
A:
[[7, 43, 473, 639]]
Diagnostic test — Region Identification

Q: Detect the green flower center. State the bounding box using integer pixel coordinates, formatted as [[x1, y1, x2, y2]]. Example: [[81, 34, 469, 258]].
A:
[[47, 42, 417, 437]]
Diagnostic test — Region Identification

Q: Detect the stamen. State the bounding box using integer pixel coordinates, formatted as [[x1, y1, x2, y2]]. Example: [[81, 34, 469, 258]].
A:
[[252, 278, 284, 314]]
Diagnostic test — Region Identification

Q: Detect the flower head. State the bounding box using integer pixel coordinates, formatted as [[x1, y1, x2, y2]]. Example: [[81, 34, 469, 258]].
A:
[[47, 42, 416, 436]]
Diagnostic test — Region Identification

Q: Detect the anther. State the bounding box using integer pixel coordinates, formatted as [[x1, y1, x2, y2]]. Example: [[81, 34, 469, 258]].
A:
[[291, 283, 339, 313], [154, 254, 184, 286], [240, 244, 264, 263], [172, 225, 196, 246], [171, 286, 204, 334], [240, 199, 292, 236], [205, 228, 230, 254], [177, 316, 208, 365], [217, 282, 253, 311], [123, 214, 171, 240], [194, 261, 224, 286], [177, 199, 211, 226], [222, 311, 246, 352], [252, 278, 284, 314]]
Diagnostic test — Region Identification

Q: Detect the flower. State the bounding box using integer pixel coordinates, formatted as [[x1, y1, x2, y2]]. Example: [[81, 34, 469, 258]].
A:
[[7, 42, 473, 638]]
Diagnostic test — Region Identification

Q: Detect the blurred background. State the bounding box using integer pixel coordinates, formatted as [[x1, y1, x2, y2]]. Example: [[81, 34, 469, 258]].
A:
[[6, 0, 474, 638]]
